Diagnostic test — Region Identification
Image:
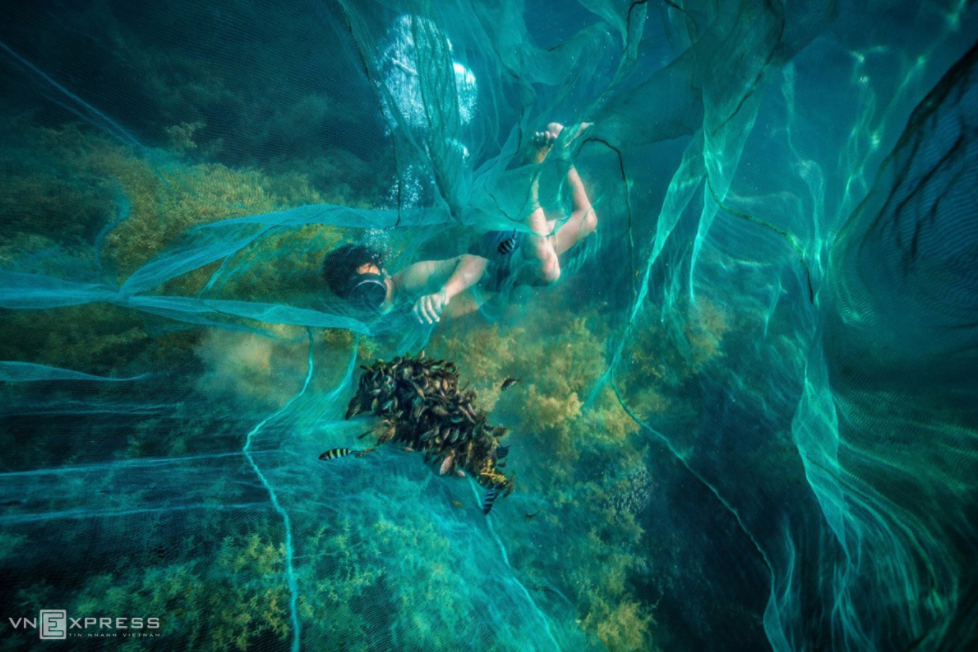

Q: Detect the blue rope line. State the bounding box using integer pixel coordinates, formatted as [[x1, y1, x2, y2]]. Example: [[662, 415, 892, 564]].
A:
[[242, 329, 316, 652]]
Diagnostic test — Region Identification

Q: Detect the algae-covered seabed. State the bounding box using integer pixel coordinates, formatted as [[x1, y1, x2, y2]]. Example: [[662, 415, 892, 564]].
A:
[[2, 1, 977, 651]]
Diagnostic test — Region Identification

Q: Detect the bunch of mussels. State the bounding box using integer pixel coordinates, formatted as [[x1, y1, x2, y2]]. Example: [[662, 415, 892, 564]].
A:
[[346, 351, 515, 498]]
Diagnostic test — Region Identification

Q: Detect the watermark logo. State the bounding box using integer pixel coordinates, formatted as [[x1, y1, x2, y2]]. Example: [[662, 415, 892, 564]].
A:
[[39, 611, 66, 640], [7, 612, 161, 640]]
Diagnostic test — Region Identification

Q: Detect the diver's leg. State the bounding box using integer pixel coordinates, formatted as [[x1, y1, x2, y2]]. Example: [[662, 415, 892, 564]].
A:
[[551, 150, 597, 255], [520, 206, 561, 285], [511, 139, 562, 286], [534, 124, 597, 257], [516, 121, 597, 285]]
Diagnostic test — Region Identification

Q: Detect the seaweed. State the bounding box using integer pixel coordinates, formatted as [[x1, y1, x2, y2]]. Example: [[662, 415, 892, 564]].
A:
[[0, 117, 363, 377], [426, 297, 664, 648]]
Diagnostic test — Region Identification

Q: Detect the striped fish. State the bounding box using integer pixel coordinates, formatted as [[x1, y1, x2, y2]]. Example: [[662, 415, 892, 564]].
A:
[[318, 447, 374, 461], [482, 486, 500, 515], [500, 378, 521, 391], [497, 236, 517, 255]]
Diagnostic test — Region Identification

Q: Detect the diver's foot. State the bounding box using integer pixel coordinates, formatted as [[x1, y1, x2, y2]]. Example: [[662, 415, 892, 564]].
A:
[[532, 124, 561, 163], [532, 122, 592, 163]]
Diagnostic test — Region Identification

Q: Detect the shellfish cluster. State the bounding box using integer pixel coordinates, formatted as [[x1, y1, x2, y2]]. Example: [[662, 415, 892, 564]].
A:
[[346, 352, 515, 497]]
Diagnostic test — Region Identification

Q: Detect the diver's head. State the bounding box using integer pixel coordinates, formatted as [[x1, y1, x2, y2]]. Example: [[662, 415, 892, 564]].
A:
[[322, 244, 391, 313]]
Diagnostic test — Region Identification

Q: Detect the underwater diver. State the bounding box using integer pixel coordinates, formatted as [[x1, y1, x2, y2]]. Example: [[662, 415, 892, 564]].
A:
[[321, 122, 597, 324], [321, 243, 489, 324]]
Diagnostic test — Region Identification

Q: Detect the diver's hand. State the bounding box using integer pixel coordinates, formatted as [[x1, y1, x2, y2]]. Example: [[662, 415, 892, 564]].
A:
[[413, 291, 449, 325]]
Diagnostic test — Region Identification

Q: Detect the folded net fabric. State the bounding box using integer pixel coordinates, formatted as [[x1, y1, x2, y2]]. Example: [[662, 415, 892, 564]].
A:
[[0, 1, 976, 650]]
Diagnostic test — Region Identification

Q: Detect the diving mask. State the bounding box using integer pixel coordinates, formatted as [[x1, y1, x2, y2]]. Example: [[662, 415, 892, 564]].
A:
[[347, 273, 388, 312]]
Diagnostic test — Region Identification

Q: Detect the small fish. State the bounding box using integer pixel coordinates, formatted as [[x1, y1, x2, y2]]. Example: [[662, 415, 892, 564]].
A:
[[524, 511, 541, 519], [497, 236, 517, 255], [503, 477, 516, 497], [377, 422, 396, 443], [501, 378, 521, 391], [318, 447, 373, 461], [439, 453, 454, 476], [345, 400, 363, 420], [462, 403, 478, 419], [482, 486, 500, 515], [452, 500, 464, 508]]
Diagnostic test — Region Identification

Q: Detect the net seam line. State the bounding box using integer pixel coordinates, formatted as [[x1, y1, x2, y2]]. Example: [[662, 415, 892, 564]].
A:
[[241, 328, 317, 652]]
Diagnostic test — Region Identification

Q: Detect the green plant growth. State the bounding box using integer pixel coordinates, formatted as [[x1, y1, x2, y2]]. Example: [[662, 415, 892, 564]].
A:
[[426, 295, 670, 650], [0, 117, 368, 378]]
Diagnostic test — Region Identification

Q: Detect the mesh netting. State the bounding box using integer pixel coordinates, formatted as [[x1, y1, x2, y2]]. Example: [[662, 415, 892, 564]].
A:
[[1, 1, 976, 650]]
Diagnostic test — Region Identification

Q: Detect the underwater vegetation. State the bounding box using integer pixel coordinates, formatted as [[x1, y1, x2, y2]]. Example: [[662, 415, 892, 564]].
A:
[[424, 298, 687, 650], [0, 280, 674, 650], [0, 114, 379, 377]]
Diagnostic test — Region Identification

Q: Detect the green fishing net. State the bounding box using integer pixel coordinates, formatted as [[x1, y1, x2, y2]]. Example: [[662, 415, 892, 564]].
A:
[[1, 0, 976, 650]]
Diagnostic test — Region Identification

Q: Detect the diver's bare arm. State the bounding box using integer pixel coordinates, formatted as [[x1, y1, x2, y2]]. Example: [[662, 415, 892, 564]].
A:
[[397, 255, 489, 324], [439, 254, 488, 300], [442, 289, 486, 319], [394, 255, 488, 297], [391, 260, 444, 296]]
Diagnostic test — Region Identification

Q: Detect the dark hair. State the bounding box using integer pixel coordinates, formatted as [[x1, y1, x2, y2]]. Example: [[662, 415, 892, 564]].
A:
[[321, 244, 386, 298]]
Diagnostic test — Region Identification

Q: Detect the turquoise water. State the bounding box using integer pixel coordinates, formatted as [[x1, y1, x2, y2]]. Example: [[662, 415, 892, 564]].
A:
[[1, 1, 976, 650]]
